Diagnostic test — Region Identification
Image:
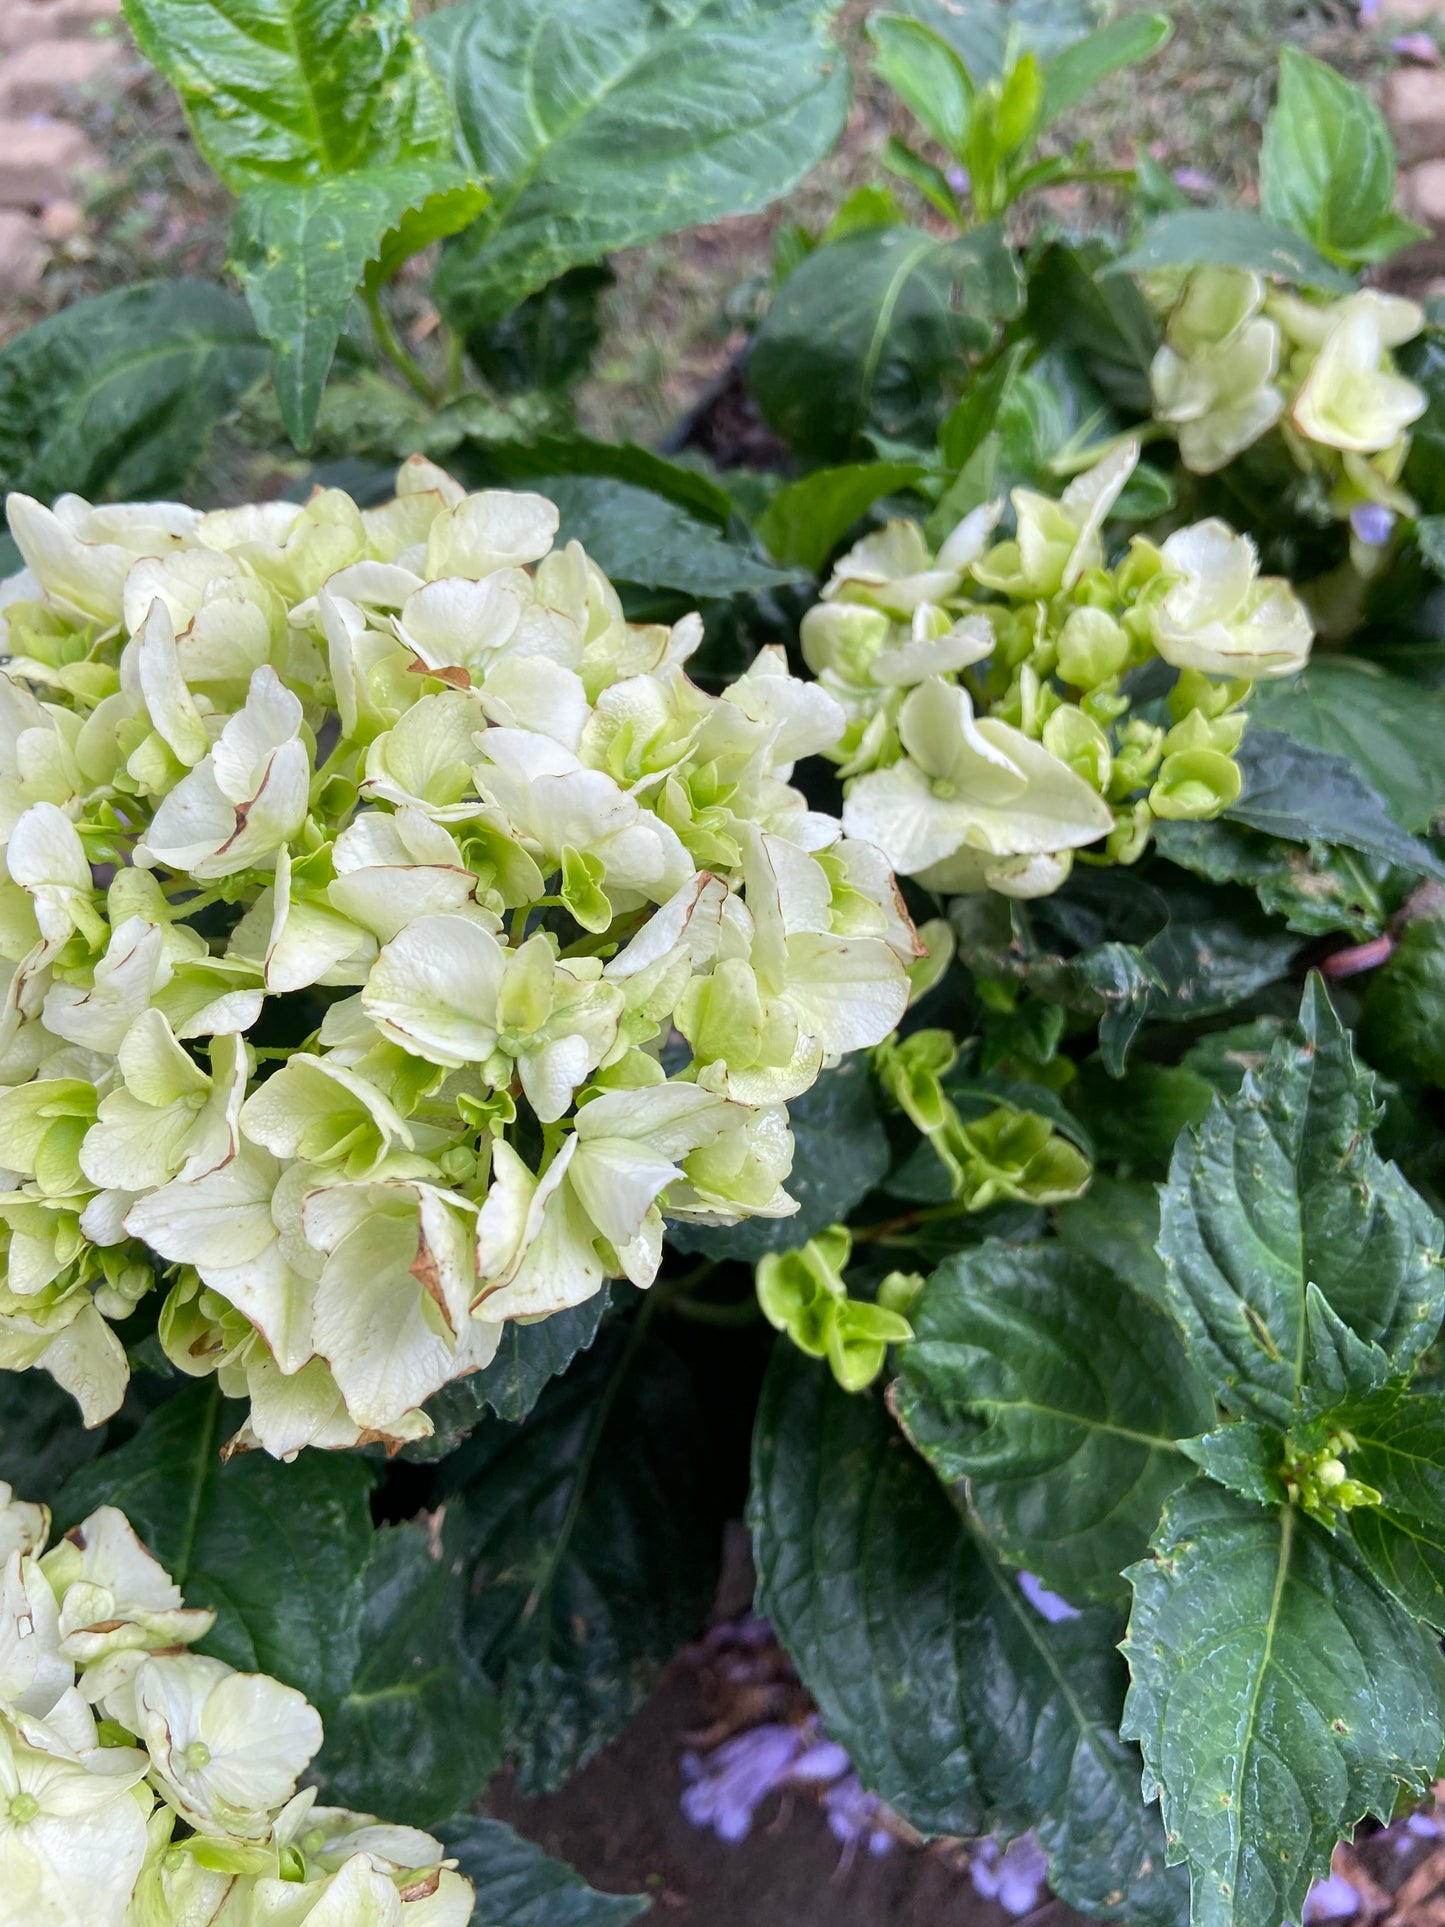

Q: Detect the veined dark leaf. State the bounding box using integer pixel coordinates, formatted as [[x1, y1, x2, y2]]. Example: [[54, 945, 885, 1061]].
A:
[[537, 475, 793, 599], [315, 1510, 503, 1829], [231, 164, 486, 449], [121, 0, 452, 189], [52, 1383, 375, 1713], [427, 0, 851, 329], [1057, 1176, 1168, 1308], [1249, 657, 1445, 835], [750, 223, 1023, 461], [0, 281, 266, 504], [1157, 978, 1444, 1429], [1226, 729, 1442, 878], [446, 1322, 726, 1793], [455, 434, 736, 531], [1155, 818, 1391, 944], [888, 0, 1107, 84], [893, 1242, 1213, 1600], [442, 1815, 648, 1925], [1345, 1391, 1445, 1629], [751, 1347, 1187, 1926], [1176, 1424, 1288, 1509], [411, 1292, 614, 1456], [1123, 1480, 1445, 1927], [1362, 913, 1445, 1089], [0, 1368, 106, 1499]]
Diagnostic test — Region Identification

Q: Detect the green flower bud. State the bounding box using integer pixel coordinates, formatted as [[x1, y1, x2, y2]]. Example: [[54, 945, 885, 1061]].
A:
[[939, 1103, 1092, 1210], [1056, 606, 1130, 688], [1109, 720, 1165, 797], [875, 1028, 958, 1135], [826, 1296, 914, 1392], [1042, 705, 1111, 792], [1149, 748, 1243, 821], [877, 1269, 926, 1317], [1105, 800, 1154, 866], [906, 919, 956, 1006]]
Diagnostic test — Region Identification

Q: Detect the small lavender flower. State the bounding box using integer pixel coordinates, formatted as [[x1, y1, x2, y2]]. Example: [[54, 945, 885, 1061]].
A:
[[1172, 167, 1216, 197], [1350, 503, 1396, 547], [822, 1772, 894, 1856], [946, 164, 971, 196], [1393, 31, 1441, 61], [1358, 0, 1379, 21], [1017, 1570, 1081, 1622], [1303, 1872, 1361, 1922], [972, 1834, 1051, 1916], [680, 1723, 805, 1842], [1407, 1811, 1441, 1840]]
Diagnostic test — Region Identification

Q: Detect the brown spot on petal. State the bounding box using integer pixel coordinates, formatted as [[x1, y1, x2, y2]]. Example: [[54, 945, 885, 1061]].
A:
[[399, 1871, 441, 1902], [406, 655, 471, 690], [411, 1226, 457, 1335]]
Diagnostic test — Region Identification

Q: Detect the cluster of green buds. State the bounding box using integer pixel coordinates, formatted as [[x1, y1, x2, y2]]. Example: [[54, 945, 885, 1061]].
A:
[[0, 1485, 472, 1924], [0, 464, 918, 1456], [1282, 1427, 1382, 1529], [755, 1225, 915, 1390], [802, 442, 1313, 900], [1149, 269, 1427, 530], [873, 1029, 1091, 1209]]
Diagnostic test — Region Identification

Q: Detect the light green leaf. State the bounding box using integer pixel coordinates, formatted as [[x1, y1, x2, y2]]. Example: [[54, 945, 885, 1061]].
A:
[[441, 1815, 648, 1926], [1249, 657, 1445, 835], [1123, 1480, 1445, 1927], [0, 280, 266, 504], [750, 223, 1024, 461], [1038, 14, 1171, 132], [450, 1324, 727, 1793], [755, 461, 930, 572], [1157, 977, 1444, 1429], [121, 0, 452, 189], [1345, 1391, 1445, 1629], [867, 13, 975, 155], [1110, 210, 1355, 293], [889, 0, 1106, 85], [315, 1510, 503, 1829], [426, 0, 851, 329], [231, 163, 485, 449], [750, 1346, 1187, 1925], [893, 1241, 1213, 1600], [1259, 46, 1402, 268], [52, 1383, 375, 1713]]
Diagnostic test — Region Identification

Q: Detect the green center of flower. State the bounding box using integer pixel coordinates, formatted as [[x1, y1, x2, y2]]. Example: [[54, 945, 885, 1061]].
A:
[[929, 777, 957, 800], [184, 1740, 212, 1770], [7, 1793, 39, 1825]]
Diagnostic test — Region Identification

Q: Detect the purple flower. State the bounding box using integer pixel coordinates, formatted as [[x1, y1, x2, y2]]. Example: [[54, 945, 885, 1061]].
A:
[[1304, 1872, 1360, 1922], [972, 1835, 1051, 1917], [946, 165, 971, 196], [822, 1772, 894, 1856], [1358, 0, 1379, 20], [1408, 1812, 1441, 1839], [1018, 1571, 1081, 1622], [1393, 31, 1441, 61], [1350, 503, 1396, 547], [1172, 167, 1216, 197], [680, 1724, 805, 1842]]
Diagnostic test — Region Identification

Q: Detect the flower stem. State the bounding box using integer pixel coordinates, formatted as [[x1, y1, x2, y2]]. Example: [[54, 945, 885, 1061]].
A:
[[364, 288, 442, 406]]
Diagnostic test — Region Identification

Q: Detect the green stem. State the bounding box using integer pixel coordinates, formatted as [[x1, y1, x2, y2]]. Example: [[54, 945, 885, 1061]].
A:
[[364, 287, 442, 406]]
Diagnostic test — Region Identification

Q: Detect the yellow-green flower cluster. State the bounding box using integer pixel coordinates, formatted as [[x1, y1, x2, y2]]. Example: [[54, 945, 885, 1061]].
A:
[[802, 443, 1313, 900], [1150, 270, 1427, 521], [0, 1484, 472, 1925], [0, 462, 917, 1456]]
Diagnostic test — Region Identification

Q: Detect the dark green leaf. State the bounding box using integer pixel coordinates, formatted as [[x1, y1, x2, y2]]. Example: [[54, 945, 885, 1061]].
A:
[[536, 476, 793, 598], [1057, 1176, 1169, 1309], [894, 1241, 1213, 1600], [756, 461, 931, 573], [465, 267, 614, 396], [231, 163, 482, 449], [668, 1055, 889, 1260], [1259, 47, 1403, 267], [1067, 1061, 1215, 1175], [1418, 515, 1445, 578], [1157, 977, 1444, 1428], [751, 1347, 1187, 1924], [1345, 1391, 1445, 1629], [749, 224, 1023, 461], [1025, 243, 1160, 415], [1403, 330, 1445, 517], [1110, 210, 1355, 293], [315, 1510, 503, 1828], [939, 340, 1029, 471], [0, 281, 266, 504], [442, 1814, 648, 1926], [1227, 729, 1442, 877], [427, 0, 851, 329], [448, 1324, 725, 1793], [1156, 817, 1390, 942], [0, 1368, 105, 1499], [1123, 1480, 1445, 1927], [52, 1384, 375, 1712], [461, 436, 736, 532], [1177, 1424, 1288, 1508], [1249, 657, 1445, 834], [1038, 14, 1171, 131], [1362, 913, 1445, 1088], [122, 0, 452, 190], [412, 1292, 613, 1455]]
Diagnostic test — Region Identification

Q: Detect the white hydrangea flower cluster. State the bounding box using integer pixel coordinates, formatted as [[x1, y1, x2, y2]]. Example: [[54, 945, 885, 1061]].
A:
[[1150, 272, 1427, 519], [0, 1483, 472, 1926], [801, 442, 1314, 900], [0, 462, 915, 1456]]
